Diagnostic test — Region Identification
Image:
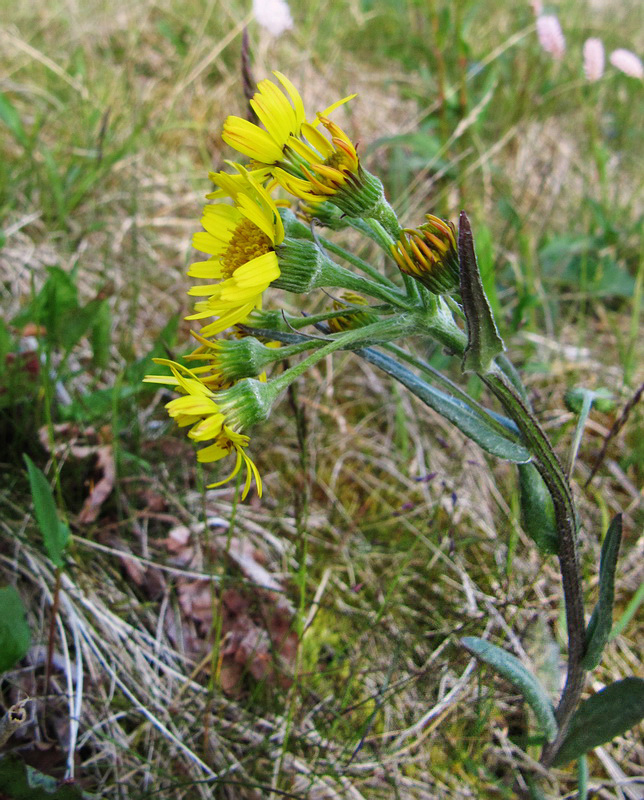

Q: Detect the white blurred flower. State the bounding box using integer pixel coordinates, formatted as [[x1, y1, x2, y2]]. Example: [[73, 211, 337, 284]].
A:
[[583, 38, 605, 82], [253, 0, 294, 37], [536, 15, 566, 61], [609, 48, 643, 79]]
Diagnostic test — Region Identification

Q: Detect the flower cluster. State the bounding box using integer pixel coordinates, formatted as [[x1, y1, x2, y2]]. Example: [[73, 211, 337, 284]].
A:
[[145, 71, 461, 498]]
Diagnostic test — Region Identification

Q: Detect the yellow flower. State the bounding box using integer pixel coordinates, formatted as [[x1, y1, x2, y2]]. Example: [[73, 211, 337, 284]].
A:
[[274, 116, 361, 202], [222, 72, 355, 167], [222, 71, 306, 164], [144, 362, 262, 498], [186, 169, 285, 336]]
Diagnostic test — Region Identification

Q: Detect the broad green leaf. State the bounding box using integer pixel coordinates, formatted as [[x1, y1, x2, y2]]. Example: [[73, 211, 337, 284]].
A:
[[552, 677, 644, 766], [0, 586, 31, 672], [23, 455, 69, 568], [358, 348, 531, 463], [461, 636, 558, 742], [517, 463, 559, 555], [582, 514, 622, 670], [0, 754, 90, 798], [458, 212, 505, 374]]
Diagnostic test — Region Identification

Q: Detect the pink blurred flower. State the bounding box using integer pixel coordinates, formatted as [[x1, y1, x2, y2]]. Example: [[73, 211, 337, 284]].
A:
[[536, 15, 566, 61], [253, 0, 293, 37], [583, 38, 605, 82], [609, 48, 643, 79], [529, 0, 543, 16]]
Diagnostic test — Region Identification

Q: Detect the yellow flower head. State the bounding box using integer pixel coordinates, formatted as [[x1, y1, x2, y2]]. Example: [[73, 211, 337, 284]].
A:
[[391, 215, 461, 295], [274, 116, 361, 203], [145, 362, 262, 498], [222, 72, 355, 168], [222, 71, 306, 164], [186, 168, 285, 336]]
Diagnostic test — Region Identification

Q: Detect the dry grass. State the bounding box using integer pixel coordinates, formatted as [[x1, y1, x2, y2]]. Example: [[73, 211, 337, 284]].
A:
[[1, 0, 642, 797]]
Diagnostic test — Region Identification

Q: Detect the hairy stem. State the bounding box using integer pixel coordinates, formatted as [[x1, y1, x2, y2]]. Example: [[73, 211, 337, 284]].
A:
[[484, 371, 586, 762]]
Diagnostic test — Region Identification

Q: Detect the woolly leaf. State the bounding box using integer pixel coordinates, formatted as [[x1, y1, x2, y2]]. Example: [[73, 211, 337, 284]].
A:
[[582, 514, 622, 670], [358, 348, 531, 463], [458, 211, 505, 374], [552, 678, 644, 766], [461, 636, 558, 742], [517, 463, 559, 554]]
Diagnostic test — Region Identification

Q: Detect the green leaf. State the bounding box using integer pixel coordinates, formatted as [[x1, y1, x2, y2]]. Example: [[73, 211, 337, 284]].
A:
[[461, 636, 558, 742], [457, 212, 505, 374], [552, 677, 644, 766], [0, 319, 12, 377], [582, 514, 622, 670], [517, 463, 559, 555], [0, 586, 31, 672], [23, 455, 69, 568], [0, 754, 91, 798], [565, 387, 615, 414], [90, 300, 112, 369], [358, 348, 531, 463], [0, 92, 29, 148]]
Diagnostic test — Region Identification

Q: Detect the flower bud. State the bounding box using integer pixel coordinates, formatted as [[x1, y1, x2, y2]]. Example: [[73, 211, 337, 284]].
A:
[[391, 215, 460, 295], [185, 335, 273, 386], [272, 237, 337, 293], [299, 200, 350, 230], [327, 293, 379, 333]]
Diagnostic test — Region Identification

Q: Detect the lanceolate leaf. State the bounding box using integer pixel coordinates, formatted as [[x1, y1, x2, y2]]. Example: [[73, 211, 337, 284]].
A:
[[358, 348, 531, 463], [458, 212, 505, 374], [461, 636, 558, 742], [517, 463, 559, 555], [582, 513, 622, 670], [552, 677, 644, 767], [0, 754, 89, 798], [23, 455, 70, 568], [0, 587, 31, 673]]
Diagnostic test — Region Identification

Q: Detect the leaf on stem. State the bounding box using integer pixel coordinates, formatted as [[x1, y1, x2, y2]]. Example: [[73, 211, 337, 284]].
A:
[[461, 636, 558, 742], [358, 348, 531, 463], [551, 677, 644, 766], [23, 455, 70, 568], [0, 753, 89, 798], [0, 587, 31, 673], [458, 211, 505, 374], [582, 513, 622, 670], [517, 463, 559, 555]]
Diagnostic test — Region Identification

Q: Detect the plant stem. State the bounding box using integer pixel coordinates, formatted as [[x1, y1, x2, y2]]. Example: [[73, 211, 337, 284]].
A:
[[44, 566, 62, 703], [484, 371, 586, 763], [268, 316, 418, 397], [319, 236, 400, 289]]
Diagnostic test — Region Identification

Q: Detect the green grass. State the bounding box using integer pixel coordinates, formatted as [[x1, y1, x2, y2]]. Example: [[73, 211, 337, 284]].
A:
[[1, 0, 642, 797]]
